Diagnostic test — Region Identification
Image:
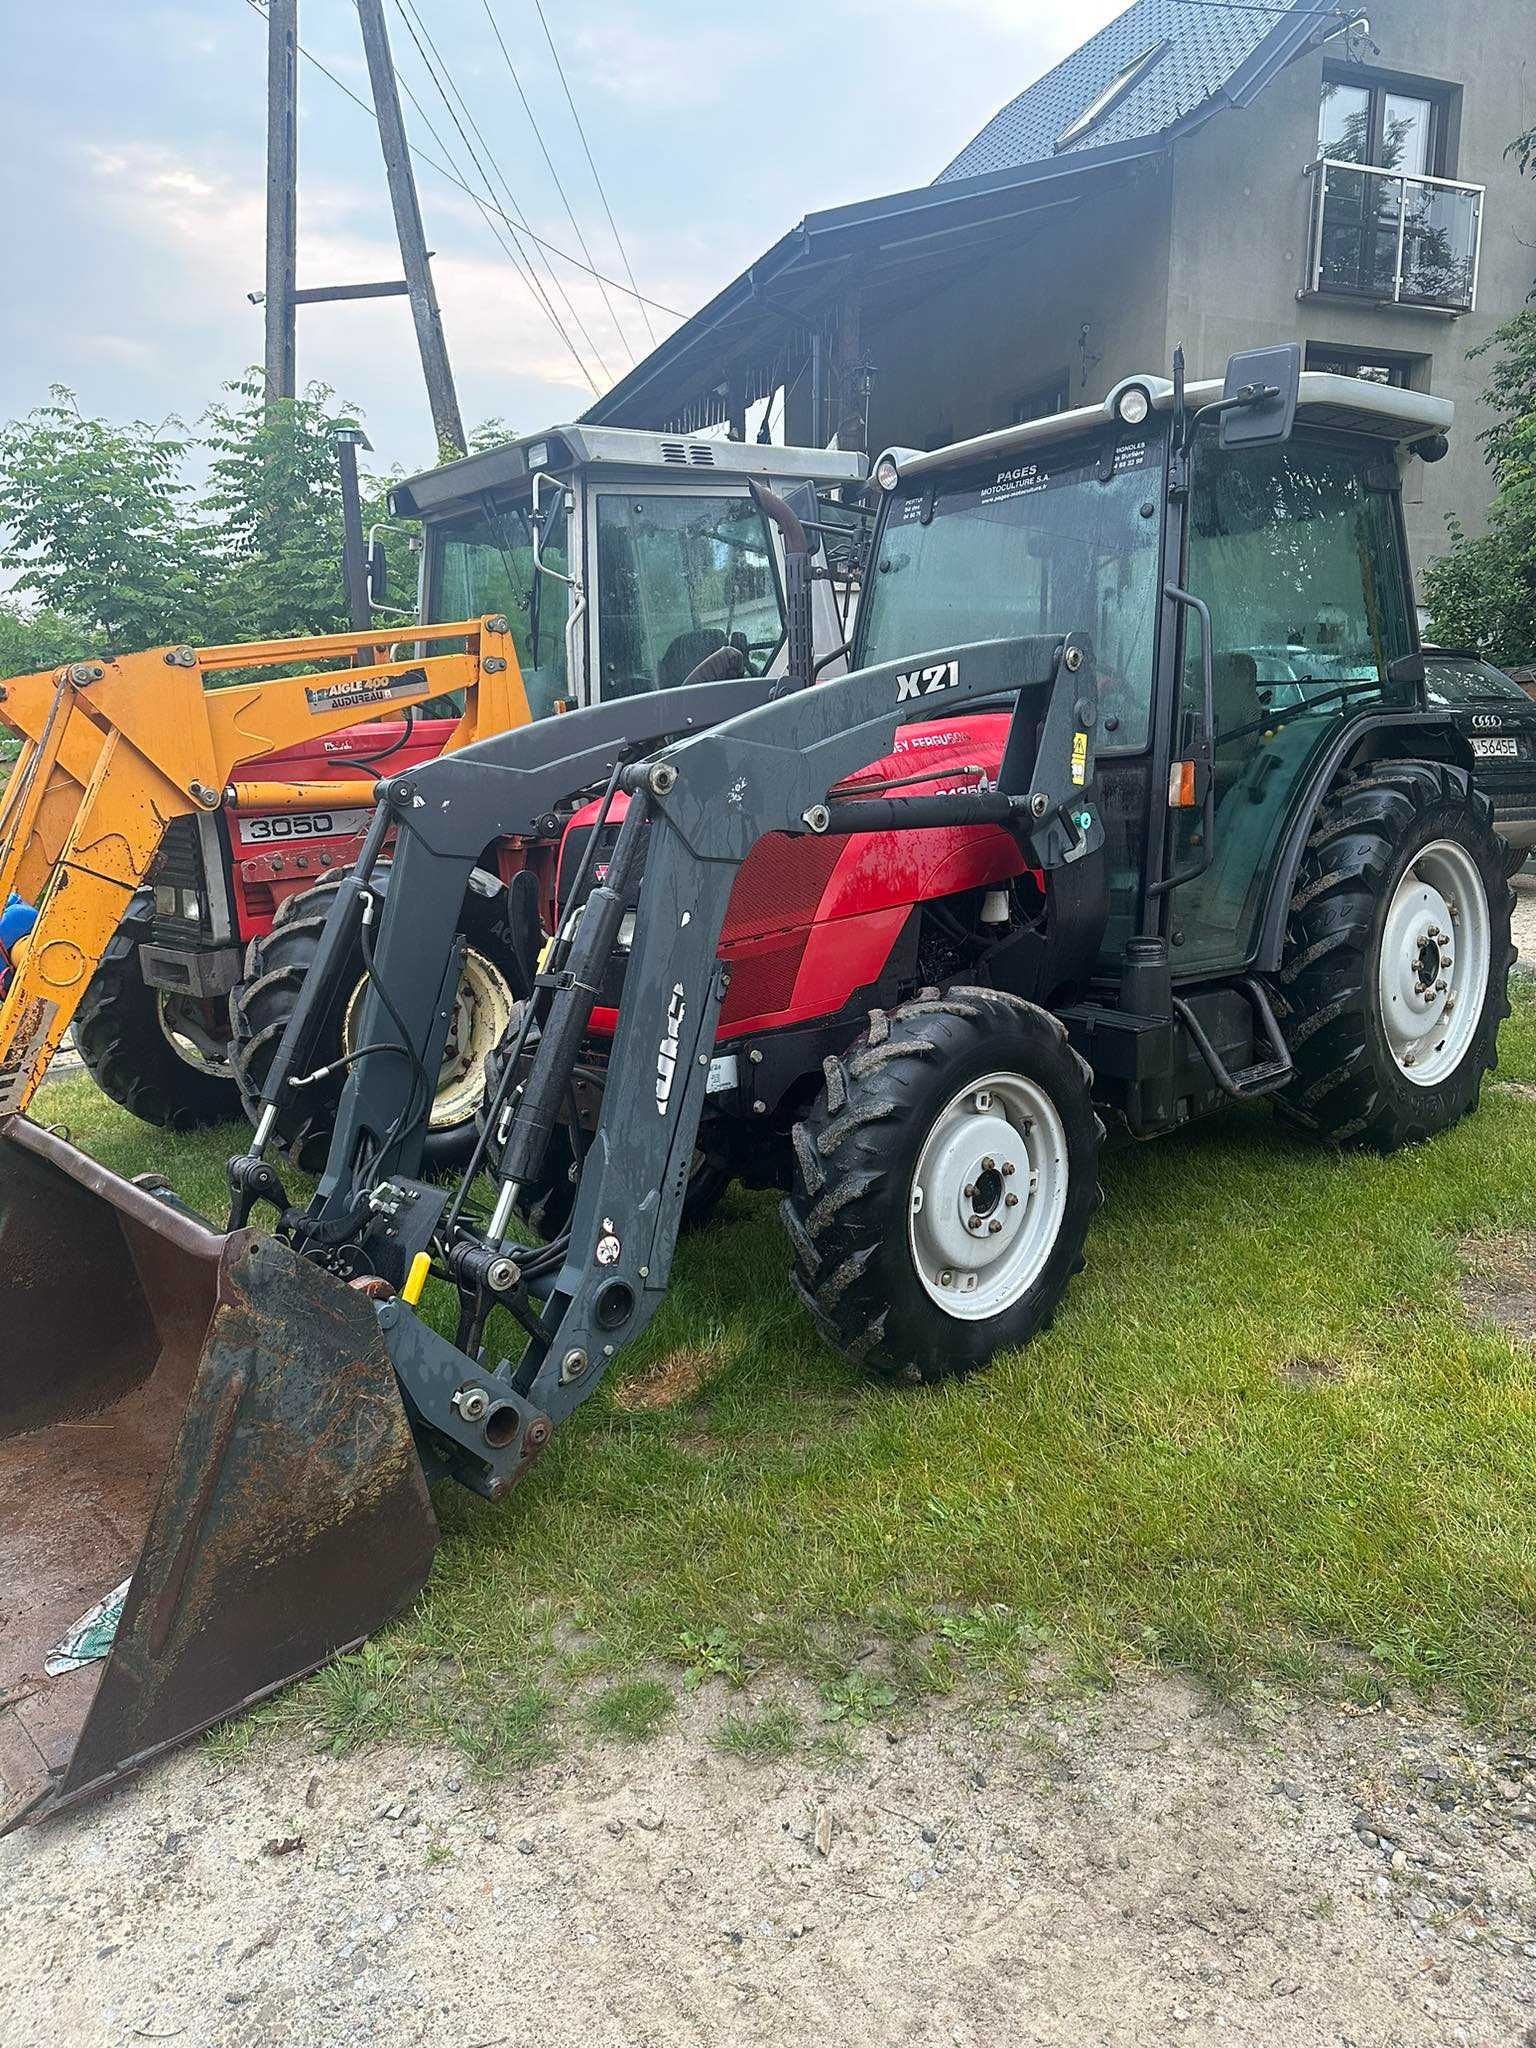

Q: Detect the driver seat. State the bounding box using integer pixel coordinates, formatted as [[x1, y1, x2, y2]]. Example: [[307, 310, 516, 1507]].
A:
[[657, 628, 749, 691]]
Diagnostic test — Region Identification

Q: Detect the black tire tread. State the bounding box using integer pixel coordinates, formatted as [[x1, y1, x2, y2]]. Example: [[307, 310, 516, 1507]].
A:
[[74, 889, 241, 1130], [782, 985, 1101, 1384]]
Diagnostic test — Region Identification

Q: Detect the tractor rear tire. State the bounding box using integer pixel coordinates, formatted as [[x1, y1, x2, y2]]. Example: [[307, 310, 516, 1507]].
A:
[[782, 986, 1101, 1383], [230, 870, 517, 1173], [1275, 761, 1513, 1151], [73, 889, 243, 1130]]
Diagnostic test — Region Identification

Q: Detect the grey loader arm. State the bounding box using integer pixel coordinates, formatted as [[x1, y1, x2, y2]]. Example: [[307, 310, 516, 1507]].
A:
[[503, 631, 1097, 1420]]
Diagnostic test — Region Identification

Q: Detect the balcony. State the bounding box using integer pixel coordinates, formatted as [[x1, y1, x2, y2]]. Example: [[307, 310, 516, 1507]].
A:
[[1301, 159, 1484, 314]]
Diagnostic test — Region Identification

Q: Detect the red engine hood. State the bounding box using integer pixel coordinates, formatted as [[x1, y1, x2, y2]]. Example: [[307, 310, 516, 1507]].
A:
[[236, 714, 460, 782]]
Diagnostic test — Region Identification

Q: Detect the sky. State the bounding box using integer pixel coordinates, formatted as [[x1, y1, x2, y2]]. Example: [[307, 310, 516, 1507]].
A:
[[0, 0, 1127, 481]]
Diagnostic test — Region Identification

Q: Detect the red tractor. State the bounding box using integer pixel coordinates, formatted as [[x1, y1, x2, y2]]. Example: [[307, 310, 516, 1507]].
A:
[[1, 348, 1516, 1825], [69, 426, 863, 1152]]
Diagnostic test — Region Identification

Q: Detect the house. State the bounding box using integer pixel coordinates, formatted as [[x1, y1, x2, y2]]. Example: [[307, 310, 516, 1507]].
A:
[[582, 0, 1533, 569]]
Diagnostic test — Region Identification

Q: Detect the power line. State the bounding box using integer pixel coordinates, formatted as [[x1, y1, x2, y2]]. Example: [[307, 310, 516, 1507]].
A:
[[390, 0, 608, 390], [383, 6, 599, 395], [481, 0, 640, 364], [393, 0, 618, 385], [530, 0, 657, 347], [238, 0, 684, 319]]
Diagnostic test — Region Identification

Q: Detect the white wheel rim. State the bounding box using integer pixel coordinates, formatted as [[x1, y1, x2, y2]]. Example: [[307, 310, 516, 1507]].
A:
[[907, 1069, 1069, 1322], [344, 947, 514, 1131], [157, 995, 235, 1080], [1376, 839, 1490, 1088]]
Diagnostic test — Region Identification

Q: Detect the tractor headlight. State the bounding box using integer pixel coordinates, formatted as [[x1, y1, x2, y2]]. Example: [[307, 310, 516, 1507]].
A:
[[874, 455, 901, 492], [1114, 383, 1151, 427]]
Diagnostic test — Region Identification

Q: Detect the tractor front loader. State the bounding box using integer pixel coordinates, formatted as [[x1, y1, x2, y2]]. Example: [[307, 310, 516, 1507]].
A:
[[0, 611, 1091, 1829], [0, 650, 824, 1829], [0, 617, 527, 1119]]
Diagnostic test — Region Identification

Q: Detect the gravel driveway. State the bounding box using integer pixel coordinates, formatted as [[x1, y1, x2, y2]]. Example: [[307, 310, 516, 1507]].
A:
[[1511, 869, 1536, 975], [3, 1677, 1532, 2047]]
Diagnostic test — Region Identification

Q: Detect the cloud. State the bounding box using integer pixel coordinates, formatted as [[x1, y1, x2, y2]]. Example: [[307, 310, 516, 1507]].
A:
[[76, 335, 163, 371], [563, 6, 754, 111]]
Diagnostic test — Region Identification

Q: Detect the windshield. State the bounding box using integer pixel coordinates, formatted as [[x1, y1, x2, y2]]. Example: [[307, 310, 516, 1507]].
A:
[[856, 432, 1165, 747], [429, 495, 569, 718], [1425, 656, 1529, 707]]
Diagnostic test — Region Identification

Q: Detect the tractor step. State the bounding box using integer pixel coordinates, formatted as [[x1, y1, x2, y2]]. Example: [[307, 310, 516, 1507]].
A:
[[1173, 980, 1294, 1102]]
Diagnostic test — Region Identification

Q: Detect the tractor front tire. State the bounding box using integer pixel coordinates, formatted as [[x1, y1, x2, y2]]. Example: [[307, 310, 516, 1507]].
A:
[[230, 870, 517, 1173], [1276, 761, 1513, 1151], [782, 987, 1101, 1383], [74, 889, 243, 1130]]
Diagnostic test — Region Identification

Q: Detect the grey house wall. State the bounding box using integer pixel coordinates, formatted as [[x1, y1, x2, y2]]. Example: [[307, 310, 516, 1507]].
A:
[[865, 160, 1174, 457], [1164, 0, 1533, 567], [860, 0, 1530, 576]]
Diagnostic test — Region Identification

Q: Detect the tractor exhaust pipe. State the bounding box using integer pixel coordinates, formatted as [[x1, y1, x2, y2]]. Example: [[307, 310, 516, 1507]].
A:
[[0, 1117, 438, 1831], [748, 481, 814, 689]]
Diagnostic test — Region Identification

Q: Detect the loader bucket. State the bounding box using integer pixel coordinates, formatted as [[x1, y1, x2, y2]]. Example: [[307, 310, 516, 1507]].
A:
[[0, 1117, 438, 1831]]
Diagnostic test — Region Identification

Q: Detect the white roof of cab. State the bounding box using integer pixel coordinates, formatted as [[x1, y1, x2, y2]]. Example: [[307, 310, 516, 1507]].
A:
[[885, 372, 1454, 484]]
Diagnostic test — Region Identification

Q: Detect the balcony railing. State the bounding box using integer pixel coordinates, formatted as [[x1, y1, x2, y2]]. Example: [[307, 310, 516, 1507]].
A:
[[1302, 158, 1484, 313]]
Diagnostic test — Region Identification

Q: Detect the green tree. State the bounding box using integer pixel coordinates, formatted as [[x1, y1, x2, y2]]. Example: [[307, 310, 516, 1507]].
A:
[[200, 377, 394, 642], [1422, 305, 1536, 665], [0, 601, 100, 676], [0, 375, 453, 660], [0, 390, 215, 646], [1422, 123, 1536, 667]]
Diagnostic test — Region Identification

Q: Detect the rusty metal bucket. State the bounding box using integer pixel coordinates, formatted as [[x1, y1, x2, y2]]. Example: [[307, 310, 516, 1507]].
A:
[[0, 1117, 438, 1831]]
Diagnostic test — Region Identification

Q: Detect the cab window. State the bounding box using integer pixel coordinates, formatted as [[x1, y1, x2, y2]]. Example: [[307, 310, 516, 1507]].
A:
[[595, 493, 784, 697], [431, 496, 570, 719], [855, 436, 1164, 749]]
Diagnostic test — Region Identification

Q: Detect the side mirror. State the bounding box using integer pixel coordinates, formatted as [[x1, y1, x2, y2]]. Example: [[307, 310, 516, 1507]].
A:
[[1386, 651, 1426, 688], [366, 536, 389, 607], [1217, 344, 1301, 451]]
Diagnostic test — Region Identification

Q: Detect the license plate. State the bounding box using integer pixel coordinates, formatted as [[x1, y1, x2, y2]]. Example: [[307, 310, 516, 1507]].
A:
[[1471, 736, 1521, 758]]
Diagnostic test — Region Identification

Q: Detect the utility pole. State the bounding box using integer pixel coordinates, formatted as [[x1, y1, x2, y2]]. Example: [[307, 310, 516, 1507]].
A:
[[262, 0, 298, 403], [355, 0, 467, 458]]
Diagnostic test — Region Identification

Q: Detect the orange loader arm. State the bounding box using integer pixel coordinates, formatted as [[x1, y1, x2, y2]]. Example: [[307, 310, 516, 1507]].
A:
[[0, 614, 529, 1115]]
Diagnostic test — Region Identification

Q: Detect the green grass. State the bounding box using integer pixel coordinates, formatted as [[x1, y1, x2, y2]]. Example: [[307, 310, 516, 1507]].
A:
[[585, 1679, 675, 1742], [715, 1704, 804, 1761], [30, 976, 1536, 1759]]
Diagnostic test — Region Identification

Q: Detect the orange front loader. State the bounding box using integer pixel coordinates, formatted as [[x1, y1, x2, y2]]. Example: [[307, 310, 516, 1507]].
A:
[[0, 616, 529, 1115]]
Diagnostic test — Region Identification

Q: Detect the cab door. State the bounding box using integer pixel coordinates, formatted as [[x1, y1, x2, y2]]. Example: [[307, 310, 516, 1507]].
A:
[[1163, 431, 1417, 973]]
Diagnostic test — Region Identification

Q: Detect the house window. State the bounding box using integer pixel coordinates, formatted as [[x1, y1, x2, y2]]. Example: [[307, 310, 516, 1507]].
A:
[[1054, 39, 1170, 152], [1305, 343, 1426, 389], [1011, 372, 1070, 425], [1317, 71, 1454, 179]]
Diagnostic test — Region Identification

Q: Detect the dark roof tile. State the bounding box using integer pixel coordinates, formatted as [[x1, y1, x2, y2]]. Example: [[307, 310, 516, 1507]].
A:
[[936, 0, 1312, 182]]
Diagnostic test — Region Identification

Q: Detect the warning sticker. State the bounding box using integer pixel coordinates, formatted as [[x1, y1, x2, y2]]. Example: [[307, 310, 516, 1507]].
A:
[[305, 667, 428, 717], [1071, 730, 1089, 787], [0, 994, 58, 1114]]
